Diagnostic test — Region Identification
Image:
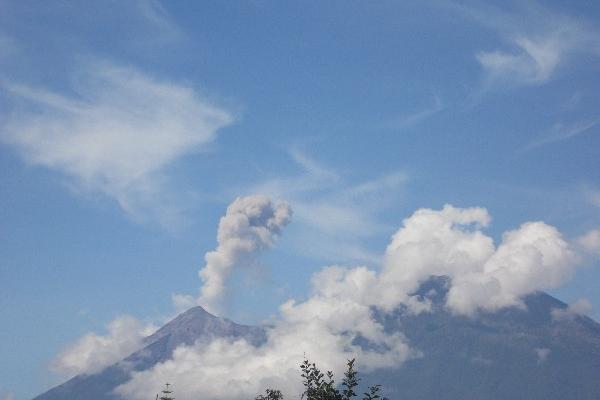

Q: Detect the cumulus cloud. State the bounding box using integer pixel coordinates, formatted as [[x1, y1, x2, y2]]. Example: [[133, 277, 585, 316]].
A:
[[381, 205, 576, 315], [118, 265, 416, 400], [0, 62, 233, 228], [551, 298, 593, 321], [51, 315, 157, 377], [112, 204, 588, 400], [191, 195, 292, 314]]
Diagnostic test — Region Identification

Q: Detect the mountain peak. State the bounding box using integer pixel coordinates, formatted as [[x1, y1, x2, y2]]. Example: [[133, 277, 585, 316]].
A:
[[32, 306, 267, 400], [33, 288, 600, 400], [143, 305, 264, 350], [178, 305, 217, 320]]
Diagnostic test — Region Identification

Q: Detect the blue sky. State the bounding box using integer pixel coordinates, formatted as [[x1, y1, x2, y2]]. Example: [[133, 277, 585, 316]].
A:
[[1, 1, 600, 399]]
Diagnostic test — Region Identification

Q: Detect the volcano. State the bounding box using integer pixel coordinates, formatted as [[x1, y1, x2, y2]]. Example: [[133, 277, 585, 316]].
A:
[[34, 278, 600, 400]]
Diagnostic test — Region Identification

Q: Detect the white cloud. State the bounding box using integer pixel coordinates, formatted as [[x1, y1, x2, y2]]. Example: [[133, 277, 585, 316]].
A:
[[381, 205, 576, 315], [249, 150, 408, 263], [53, 203, 586, 395], [117, 265, 416, 400], [583, 186, 600, 209], [551, 298, 593, 321], [135, 0, 183, 43], [0, 62, 233, 228], [471, 3, 600, 87], [50, 315, 157, 377], [114, 204, 588, 400], [386, 94, 444, 129], [521, 119, 599, 151], [576, 229, 600, 255], [180, 195, 292, 315], [477, 36, 563, 85]]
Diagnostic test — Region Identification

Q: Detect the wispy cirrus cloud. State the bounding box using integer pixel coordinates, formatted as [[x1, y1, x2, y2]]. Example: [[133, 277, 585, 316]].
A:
[[477, 35, 565, 86], [0, 61, 234, 228], [583, 185, 600, 209], [385, 94, 444, 129], [247, 150, 408, 263], [577, 229, 600, 256], [520, 119, 599, 151], [134, 0, 184, 43], [460, 2, 600, 87]]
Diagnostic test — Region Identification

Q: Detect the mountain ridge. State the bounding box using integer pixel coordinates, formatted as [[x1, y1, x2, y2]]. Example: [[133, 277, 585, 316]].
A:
[[34, 306, 266, 400], [34, 279, 600, 400]]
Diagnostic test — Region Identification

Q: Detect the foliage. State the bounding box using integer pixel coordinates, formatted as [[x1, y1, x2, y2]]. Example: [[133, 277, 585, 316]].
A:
[[341, 358, 359, 400], [255, 388, 283, 400], [256, 357, 387, 400], [362, 384, 383, 400]]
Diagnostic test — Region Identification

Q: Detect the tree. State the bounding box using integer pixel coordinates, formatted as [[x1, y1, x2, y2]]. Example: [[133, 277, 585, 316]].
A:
[[362, 385, 384, 400], [156, 383, 174, 400], [256, 357, 387, 400], [255, 388, 283, 400], [341, 358, 359, 400]]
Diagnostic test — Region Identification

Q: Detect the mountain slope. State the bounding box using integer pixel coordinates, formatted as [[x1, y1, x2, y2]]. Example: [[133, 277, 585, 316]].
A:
[[34, 280, 600, 400], [369, 278, 600, 399], [33, 307, 266, 400]]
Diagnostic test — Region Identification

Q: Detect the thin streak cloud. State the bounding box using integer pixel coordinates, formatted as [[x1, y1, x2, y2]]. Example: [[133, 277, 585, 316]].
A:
[[248, 150, 408, 264], [386, 95, 444, 129], [0, 61, 234, 228], [521, 119, 599, 151], [458, 2, 600, 88]]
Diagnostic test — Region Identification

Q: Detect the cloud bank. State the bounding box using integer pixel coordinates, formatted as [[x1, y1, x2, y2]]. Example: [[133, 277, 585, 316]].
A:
[[51, 315, 156, 377], [118, 265, 416, 400], [0, 62, 233, 227], [381, 205, 576, 315], [115, 203, 584, 400]]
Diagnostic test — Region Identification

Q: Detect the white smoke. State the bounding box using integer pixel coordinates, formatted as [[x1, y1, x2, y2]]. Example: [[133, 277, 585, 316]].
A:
[[1, 62, 233, 228], [50, 315, 157, 377], [196, 195, 292, 314]]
